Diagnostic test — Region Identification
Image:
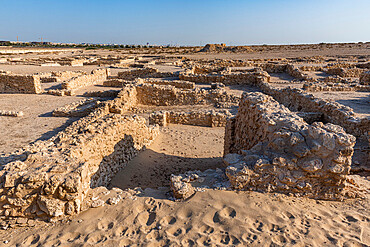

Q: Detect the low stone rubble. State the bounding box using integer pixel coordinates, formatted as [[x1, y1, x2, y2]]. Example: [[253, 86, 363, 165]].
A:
[[303, 81, 370, 92], [360, 70, 370, 85], [0, 110, 24, 117], [52, 98, 99, 117]]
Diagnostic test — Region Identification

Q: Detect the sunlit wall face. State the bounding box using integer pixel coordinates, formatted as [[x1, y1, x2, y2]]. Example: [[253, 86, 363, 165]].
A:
[[0, 0, 369, 45]]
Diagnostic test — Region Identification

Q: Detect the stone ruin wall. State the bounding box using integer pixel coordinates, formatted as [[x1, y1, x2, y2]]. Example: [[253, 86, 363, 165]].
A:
[[61, 68, 109, 91], [303, 81, 370, 92], [52, 98, 98, 117], [177, 64, 368, 138], [0, 73, 42, 94], [149, 109, 232, 127], [134, 83, 240, 106], [179, 69, 270, 85], [41, 71, 86, 83], [223, 92, 361, 200], [326, 67, 364, 78], [360, 71, 370, 85], [259, 83, 370, 137], [0, 90, 158, 219], [260, 63, 310, 80], [139, 78, 195, 89], [117, 67, 175, 81]]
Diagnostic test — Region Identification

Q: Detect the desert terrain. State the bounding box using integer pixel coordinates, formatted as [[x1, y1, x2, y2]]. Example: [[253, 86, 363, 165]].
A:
[[0, 43, 369, 246]]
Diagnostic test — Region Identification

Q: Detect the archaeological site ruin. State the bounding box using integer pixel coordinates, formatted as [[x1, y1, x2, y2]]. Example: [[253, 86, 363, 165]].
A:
[[0, 43, 369, 226]]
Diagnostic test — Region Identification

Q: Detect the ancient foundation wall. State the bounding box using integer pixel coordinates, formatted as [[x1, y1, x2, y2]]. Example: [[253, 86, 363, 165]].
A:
[[259, 63, 310, 80], [258, 82, 369, 137], [360, 71, 370, 85], [135, 83, 240, 106], [179, 70, 270, 85], [0, 94, 158, 219], [41, 71, 86, 83], [223, 92, 359, 200], [303, 82, 370, 92], [117, 68, 175, 80], [103, 79, 130, 87], [326, 67, 363, 78], [0, 74, 42, 94], [149, 109, 232, 127], [140, 78, 195, 89], [61, 69, 109, 90], [52, 98, 98, 117]]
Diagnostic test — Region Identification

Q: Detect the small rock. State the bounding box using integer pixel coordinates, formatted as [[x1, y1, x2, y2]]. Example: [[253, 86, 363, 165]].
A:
[[107, 195, 121, 205], [91, 199, 105, 208], [16, 217, 28, 225]]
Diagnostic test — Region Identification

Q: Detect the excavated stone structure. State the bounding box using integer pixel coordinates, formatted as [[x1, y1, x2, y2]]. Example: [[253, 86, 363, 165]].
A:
[[117, 67, 175, 80], [360, 71, 370, 85], [52, 98, 98, 117], [0, 73, 42, 94], [134, 83, 240, 106], [179, 68, 270, 85], [61, 68, 109, 91], [149, 109, 233, 127], [326, 67, 364, 78], [223, 92, 361, 200], [138, 78, 195, 89], [0, 92, 158, 219], [260, 85, 370, 137], [41, 71, 86, 83], [303, 81, 370, 92]]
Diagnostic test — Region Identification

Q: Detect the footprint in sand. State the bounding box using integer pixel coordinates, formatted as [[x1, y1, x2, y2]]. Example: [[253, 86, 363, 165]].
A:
[[22, 234, 40, 246], [199, 224, 215, 234], [135, 211, 157, 226], [242, 232, 258, 243], [97, 221, 115, 231], [252, 220, 265, 232], [167, 226, 184, 237], [271, 235, 288, 245], [159, 215, 177, 226], [121, 226, 140, 238], [119, 238, 133, 246], [177, 208, 193, 219], [145, 230, 161, 241], [112, 225, 126, 237], [196, 235, 212, 246], [84, 232, 108, 244], [181, 239, 196, 247], [57, 232, 82, 243], [213, 207, 237, 223]]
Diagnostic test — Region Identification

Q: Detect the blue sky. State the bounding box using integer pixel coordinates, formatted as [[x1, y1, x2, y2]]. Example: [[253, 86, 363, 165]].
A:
[[0, 0, 369, 45]]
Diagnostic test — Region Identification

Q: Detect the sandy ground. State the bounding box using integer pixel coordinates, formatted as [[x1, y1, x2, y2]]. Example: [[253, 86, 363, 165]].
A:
[[111, 124, 225, 190], [1, 190, 369, 247], [0, 124, 369, 247], [0, 65, 98, 74], [0, 94, 80, 154]]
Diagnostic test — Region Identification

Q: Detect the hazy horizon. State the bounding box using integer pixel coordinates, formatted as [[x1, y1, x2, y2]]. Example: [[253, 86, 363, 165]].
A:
[[1, 0, 370, 46]]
